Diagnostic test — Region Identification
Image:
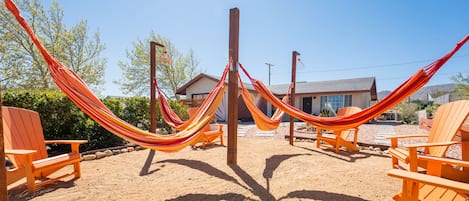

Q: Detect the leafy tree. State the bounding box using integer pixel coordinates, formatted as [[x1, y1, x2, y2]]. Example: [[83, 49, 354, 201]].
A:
[[116, 31, 201, 100], [452, 73, 469, 100], [0, 0, 106, 92]]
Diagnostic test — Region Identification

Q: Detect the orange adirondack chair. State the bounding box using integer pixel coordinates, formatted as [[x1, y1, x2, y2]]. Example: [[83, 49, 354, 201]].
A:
[[387, 100, 469, 177], [388, 151, 469, 201], [3, 106, 87, 192], [316, 106, 362, 153], [187, 107, 224, 148], [388, 168, 469, 201]]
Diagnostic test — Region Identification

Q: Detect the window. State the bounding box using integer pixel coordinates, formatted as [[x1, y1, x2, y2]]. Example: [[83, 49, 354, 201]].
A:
[[320, 95, 352, 112]]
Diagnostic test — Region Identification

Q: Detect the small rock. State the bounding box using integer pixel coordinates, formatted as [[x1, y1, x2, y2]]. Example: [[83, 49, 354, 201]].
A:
[[135, 146, 144, 151], [82, 154, 96, 161], [95, 151, 106, 159], [127, 147, 135, 152], [383, 150, 390, 154], [368, 146, 374, 151], [112, 149, 121, 155], [104, 149, 113, 156], [373, 147, 381, 152], [120, 148, 128, 153]]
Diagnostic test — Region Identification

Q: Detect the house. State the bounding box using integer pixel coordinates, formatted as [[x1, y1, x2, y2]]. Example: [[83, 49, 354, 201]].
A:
[[176, 73, 378, 122]]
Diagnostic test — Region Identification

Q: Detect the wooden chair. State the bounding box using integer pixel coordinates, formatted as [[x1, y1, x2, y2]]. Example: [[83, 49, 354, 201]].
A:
[[388, 154, 469, 201], [316, 106, 362, 153], [386, 100, 469, 175], [3, 106, 87, 192], [187, 107, 223, 148]]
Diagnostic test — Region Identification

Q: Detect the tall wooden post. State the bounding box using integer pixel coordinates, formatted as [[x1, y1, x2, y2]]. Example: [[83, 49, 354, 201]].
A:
[[150, 42, 157, 134], [0, 85, 7, 200], [148, 41, 165, 161], [150, 41, 164, 134], [227, 8, 240, 165], [289, 51, 300, 145]]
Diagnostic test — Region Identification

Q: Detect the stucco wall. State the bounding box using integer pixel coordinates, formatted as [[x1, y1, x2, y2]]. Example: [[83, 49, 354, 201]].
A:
[[183, 77, 373, 122]]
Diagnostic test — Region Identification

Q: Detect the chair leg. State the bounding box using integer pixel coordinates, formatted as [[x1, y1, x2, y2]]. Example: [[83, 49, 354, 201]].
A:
[[74, 161, 81, 178], [316, 129, 322, 148], [335, 141, 341, 153], [23, 154, 36, 192]]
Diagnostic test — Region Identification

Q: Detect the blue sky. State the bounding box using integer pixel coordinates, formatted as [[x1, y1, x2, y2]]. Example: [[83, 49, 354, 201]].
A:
[[41, 0, 469, 96]]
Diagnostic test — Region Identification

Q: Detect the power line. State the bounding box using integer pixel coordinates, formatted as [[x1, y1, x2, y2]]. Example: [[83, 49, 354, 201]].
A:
[[273, 54, 469, 74]]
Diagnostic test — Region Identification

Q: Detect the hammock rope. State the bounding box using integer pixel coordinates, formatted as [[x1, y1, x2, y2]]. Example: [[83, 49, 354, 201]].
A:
[[238, 73, 290, 130], [4, 0, 227, 152], [238, 34, 469, 130]]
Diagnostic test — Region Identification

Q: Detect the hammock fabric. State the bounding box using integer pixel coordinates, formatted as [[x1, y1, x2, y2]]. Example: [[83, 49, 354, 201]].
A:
[[238, 74, 290, 130], [156, 63, 229, 130], [239, 34, 469, 130], [4, 0, 226, 152]]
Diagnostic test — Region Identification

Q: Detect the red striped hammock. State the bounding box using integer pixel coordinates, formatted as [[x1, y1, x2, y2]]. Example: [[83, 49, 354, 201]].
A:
[[238, 34, 468, 130], [156, 63, 229, 130], [4, 0, 226, 152], [238, 73, 290, 130]]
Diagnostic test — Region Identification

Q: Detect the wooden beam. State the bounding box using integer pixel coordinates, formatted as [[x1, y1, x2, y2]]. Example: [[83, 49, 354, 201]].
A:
[[289, 51, 300, 145], [150, 41, 157, 134], [150, 41, 164, 134], [148, 41, 165, 164], [0, 85, 8, 200], [227, 7, 240, 165]]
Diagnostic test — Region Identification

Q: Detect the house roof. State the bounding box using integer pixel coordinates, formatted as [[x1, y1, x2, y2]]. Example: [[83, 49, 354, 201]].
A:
[[175, 73, 256, 95], [270, 77, 377, 97], [176, 73, 377, 101]]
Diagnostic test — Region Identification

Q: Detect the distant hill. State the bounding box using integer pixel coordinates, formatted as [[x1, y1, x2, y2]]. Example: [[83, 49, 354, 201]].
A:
[[378, 83, 457, 101]]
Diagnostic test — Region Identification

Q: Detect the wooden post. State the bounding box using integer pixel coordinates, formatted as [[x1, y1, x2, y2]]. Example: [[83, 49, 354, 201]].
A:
[[150, 41, 157, 134], [289, 51, 300, 145], [227, 8, 239, 165], [150, 41, 164, 134], [0, 85, 8, 200], [148, 41, 165, 160]]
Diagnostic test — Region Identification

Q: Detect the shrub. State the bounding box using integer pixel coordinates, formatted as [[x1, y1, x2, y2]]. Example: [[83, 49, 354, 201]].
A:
[[1, 90, 189, 152], [396, 102, 419, 124]]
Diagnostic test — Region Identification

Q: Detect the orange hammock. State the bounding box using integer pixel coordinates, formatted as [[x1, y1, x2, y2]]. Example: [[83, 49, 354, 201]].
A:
[[238, 34, 469, 130], [238, 73, 290, 130], [156, 63, 229, 130], [4, 0, 226, 152]]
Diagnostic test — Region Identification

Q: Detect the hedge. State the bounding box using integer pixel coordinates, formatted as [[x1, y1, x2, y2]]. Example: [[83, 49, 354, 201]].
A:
[[1, 90, 188, 153]]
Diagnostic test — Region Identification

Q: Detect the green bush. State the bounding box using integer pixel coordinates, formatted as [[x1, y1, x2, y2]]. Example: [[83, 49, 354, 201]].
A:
[[396, 102, 419, 124], [1, 90, 188, 152]]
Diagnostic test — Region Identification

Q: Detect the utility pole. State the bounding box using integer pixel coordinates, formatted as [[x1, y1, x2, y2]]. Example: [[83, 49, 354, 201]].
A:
[[265, 62, 274, 117], [264, 63, 274, 86]]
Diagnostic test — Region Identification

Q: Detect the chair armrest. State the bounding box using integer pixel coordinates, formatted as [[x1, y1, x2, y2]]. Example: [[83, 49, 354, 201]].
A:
[[405, 141, 460, 172], [419, 155, 469, 168], [44, 140, 88, 145], [386, 134, 428, 148], [45, 140, 88, 153], [404, 141, 459, 149], [5, 149, 36, 155], [388, 169, 469, 194], [385, 134, 429, 139]]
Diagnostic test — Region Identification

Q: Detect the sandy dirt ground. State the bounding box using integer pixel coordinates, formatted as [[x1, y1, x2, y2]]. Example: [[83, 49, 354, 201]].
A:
[[8, 136, 402, 201]]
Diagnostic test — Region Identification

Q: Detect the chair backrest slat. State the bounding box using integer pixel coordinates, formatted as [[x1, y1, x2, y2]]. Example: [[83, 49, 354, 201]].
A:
[[3, 106, 48, 168], [335, 106, 362, 136], [427, 100, 469, 156]]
